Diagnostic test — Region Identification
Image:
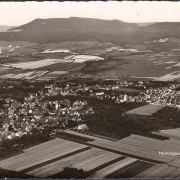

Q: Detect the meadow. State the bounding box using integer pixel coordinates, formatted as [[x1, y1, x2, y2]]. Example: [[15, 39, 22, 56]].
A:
[[2, 59, 68, 69], [126, 104, 166, 116], [37, 62, 84, 71], [82, 52, 180, 80]]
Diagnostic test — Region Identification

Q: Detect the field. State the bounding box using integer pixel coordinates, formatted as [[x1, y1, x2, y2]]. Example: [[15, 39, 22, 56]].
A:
[[2, 59, 72, 69], [0, 135, 154, 178], [36, 61, 84, 71], [42, 49, 70, 53], [154, 71, 180, 81], [0, 66, 12, 75], [135, 164, 180, 178], [27, 148, 121, 177], [0, 41, 113, 57], [82, 52, 180, 80], [0, 41, 38, 54], [64, 130, 180, 163], [0, 138, 86, 172], [126, 104, 165, 116], [0, 59, 85, 81], [152, 106, 180, 119], [0, 71, 50, 80], [114, 87, 143, 93], [92, 157, 137, 178], [67, 55, 104, 63], [153, 128, 180, 140], [0, 71, 49, 80], [2, 129, 180, 178]]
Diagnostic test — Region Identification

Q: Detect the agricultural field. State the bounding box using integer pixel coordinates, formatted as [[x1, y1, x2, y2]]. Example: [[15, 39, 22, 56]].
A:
[[26, 148, 121, 177], [135, 164, 180, 178], [83, 52, 180, 80], [0, 138, 87, 172], [49, 71, 68, 75], [126, 104, 165, 116], [2, 59, 71, 70], [0, 71, 49, 80], [152, 106, 180, 119], [0, 41, 38, 54], [42, 49, 70, 53], [92, 157, 137, 178], [36, 61, 84, 71], [64, 130, 180, 163], [34, 41, 114, 54], [0, 135, 155, 178], [66, 55, 104, 62], [153, 128, 180, 140], [154, 71, 180, 81], [0, 41, 113, 55], [0, 66, 12, 75]]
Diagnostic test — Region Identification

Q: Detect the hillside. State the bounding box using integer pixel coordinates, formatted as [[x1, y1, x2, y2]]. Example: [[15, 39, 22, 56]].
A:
[[0, 18, 180, 49], [0, 25, 13, 32], [0, 17, 139, 45], [132, 22, 180, 43]]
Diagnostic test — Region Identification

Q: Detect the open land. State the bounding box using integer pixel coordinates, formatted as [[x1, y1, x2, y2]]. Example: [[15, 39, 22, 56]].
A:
[[126, 104, 166, 116], [0, 135, 154, 178], [2, 59, 73, 69], [1, 43, 180, 179], [81, 52, 180, 81]]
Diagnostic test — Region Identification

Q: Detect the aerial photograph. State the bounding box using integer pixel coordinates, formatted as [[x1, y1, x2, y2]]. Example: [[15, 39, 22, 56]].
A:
[[0, 1, 180, 178]]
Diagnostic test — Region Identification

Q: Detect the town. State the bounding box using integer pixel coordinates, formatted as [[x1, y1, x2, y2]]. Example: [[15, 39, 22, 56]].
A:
[[0, 79, 180, 151], [1, 1, 180, 178]]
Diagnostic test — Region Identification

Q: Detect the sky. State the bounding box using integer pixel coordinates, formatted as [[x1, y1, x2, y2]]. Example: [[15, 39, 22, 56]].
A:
[[0, 1, 180, 26]]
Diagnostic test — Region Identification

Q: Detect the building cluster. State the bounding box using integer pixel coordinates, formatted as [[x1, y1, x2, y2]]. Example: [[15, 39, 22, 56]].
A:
[[143, 84, 180, 107], [48, 81, 180, 107], [0, 80, 179, 150], [46, 81, 146, 103], [0, 89, 94, 146]]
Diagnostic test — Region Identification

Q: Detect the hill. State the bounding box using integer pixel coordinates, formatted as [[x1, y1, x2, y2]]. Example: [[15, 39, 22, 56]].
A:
[[132, 22, 180, 43], [0, 17, 139, 45], [0, 18, 180, 50], [0, 25, 14, 32]]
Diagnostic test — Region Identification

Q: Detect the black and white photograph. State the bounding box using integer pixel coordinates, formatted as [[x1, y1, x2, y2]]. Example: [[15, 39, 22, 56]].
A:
[[1, 1, 180, 178]]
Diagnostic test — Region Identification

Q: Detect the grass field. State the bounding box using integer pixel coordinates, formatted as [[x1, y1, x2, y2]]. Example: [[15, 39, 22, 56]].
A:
[[126, 104, 165, 116], [82, 52, 180, 79], [0, 71, 49, 80], [114, 88, 143, 93], [107, 160, 153, 178], [64, 130, 179, 163], [2, 59, 67, 69], [153, 128, 180, 141], [0, 41, 38, 54], [135, 164, 180, 178], [0, 138, 86, 172], [69, 55, 104, 63], [92, 157, 137, 178], [27, 148, 121, 178], [154, 71, 180, 81], [0, 66, 12, 75], [36, 62, 84, 71]]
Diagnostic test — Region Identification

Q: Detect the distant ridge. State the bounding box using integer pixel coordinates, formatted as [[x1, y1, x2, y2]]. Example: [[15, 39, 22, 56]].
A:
[[0, 17, 180, 48], [0, 25, 14, 32]]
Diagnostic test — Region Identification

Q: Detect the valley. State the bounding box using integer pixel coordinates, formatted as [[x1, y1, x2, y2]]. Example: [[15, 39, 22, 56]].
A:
[[0, 15, 180, 179]]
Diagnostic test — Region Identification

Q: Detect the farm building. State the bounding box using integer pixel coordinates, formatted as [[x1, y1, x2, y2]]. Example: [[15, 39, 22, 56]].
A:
[[77, 124, 89, 131]]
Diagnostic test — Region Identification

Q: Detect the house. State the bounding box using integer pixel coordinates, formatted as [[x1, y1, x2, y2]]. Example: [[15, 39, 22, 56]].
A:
[[45, 85, 51, 89], [95, 92, 104, 96], [77, 124, 89, 131], [73, 101, 81, 106], [11, 101, 22, 109]]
